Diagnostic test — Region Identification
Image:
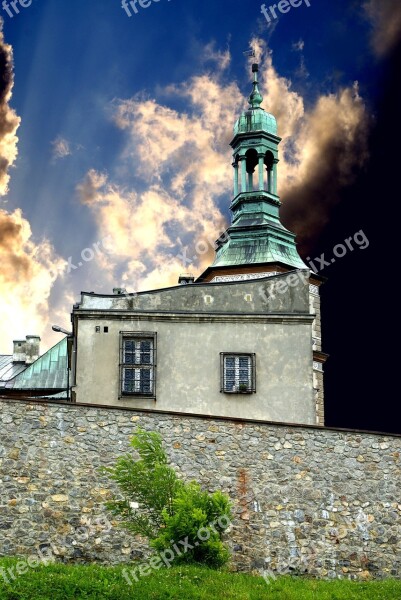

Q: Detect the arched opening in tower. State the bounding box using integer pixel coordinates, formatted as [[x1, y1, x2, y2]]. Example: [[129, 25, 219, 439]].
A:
[[264, 151, 274, 194], [245, 148, 258, 192]]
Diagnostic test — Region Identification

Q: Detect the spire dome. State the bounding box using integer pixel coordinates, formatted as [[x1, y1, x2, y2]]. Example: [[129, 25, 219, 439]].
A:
[[234, 63, 278, 136]]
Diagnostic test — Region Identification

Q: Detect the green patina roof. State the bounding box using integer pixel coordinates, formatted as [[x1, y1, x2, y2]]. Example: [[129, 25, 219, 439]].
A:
[[200, 63, 306, 276], [210, 64, 306, 272], [213, 235, 306, 269], [233, 64, 277, 136], [234, 108, 278, 137], [7, 337, 68, 390], [212, 190, 307, 270]]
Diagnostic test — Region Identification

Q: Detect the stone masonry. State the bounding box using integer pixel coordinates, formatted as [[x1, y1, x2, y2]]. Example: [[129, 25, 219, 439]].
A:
[[0, 399, 400, 580], [310, 287, 325, 426]]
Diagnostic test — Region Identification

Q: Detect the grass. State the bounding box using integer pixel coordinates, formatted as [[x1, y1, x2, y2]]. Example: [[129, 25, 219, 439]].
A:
[[0, 559, 400, 599]]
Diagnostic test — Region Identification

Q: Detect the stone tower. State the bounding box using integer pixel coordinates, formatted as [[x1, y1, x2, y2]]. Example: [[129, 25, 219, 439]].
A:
[[197, 63, 327, 425]]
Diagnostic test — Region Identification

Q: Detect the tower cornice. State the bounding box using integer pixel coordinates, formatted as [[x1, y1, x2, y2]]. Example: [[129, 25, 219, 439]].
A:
[[230, 128, 282, 149]]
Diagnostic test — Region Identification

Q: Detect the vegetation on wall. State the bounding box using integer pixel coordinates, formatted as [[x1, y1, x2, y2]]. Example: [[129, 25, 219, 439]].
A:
[[102, 428, 232, 568]]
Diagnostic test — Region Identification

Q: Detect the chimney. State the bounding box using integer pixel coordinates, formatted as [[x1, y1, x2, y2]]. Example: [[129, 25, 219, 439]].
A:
[[12, 335, 41, 364], [178, 274, 195, 285], [25, 336, 41, 364], [113, 288, 127, 295], [13, 340, 26, 363]]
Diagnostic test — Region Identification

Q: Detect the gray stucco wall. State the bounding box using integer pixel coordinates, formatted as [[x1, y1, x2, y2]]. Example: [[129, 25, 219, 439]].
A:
[[76, 270, 311, 315], [75, 317, 315, 424], [73, 272, 316, 424], [0, 399, 400, 580]]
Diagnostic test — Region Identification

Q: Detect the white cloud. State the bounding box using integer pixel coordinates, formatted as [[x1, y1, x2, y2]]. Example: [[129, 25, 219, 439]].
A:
[[77, 38, 370, 289], [0, 208, 66, 353], [0, 24, 66, 353], [0, 23, 20, 196], [248, 39, 369, 251], [51, 136, 72, 160], [0, 36, 371, 353]]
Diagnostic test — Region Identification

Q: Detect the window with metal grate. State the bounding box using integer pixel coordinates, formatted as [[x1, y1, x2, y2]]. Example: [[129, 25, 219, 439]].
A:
[[119, 332, 157, 398], [220, 353, 256, 394]]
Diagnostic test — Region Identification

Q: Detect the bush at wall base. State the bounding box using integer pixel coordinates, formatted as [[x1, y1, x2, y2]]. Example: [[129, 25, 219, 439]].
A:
[[101, 428, 232, 569]]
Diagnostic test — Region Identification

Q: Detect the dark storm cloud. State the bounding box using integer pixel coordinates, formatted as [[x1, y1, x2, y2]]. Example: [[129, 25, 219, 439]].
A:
[[0, 19, 20, 195]]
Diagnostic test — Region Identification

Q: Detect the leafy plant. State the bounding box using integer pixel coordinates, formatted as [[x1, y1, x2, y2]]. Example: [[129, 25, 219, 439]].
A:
[[101, 428, 232, 568], [152, 482, 232, 567], [101, 428, 183, 539]]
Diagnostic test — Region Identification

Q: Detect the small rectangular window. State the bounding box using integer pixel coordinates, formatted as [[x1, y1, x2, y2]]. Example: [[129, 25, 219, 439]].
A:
[[104, 327, 109, 333], [120, 332, 156, 397], [220, 353, 256, 394]]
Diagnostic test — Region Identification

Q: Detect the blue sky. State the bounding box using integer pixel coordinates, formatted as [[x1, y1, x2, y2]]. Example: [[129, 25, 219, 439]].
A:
[[0, 0, 398, 352]]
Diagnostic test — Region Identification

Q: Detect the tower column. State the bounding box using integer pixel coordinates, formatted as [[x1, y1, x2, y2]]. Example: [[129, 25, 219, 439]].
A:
[[273, 161, 278, 195], [267, 167, 272, 193], [248, 171, 253, 192], [240, 156, 247, 193], [233, 162, 239, 197], [258, 155, 264, 191]]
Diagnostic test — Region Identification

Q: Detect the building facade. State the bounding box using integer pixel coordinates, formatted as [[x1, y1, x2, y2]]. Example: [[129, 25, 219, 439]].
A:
[[70, 64, 327, 425]]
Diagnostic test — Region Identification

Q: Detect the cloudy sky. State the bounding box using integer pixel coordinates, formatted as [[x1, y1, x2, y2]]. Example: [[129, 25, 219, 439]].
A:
[[0, 0, 400, 428]]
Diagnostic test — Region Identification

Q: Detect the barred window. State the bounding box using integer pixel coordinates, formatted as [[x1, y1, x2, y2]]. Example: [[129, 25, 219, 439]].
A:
[[220, 353, 256, 394], [120, 333, 156, 397]]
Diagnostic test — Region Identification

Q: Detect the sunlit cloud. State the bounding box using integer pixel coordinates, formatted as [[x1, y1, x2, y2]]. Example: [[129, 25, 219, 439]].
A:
[[0, 208, 66, 353], [202, 41, 231, 71], [1, 32, 372, 351], [0, 20, 20, 196], [364, 0, 401, 57], [77, 38, 370, 291], [77, 70, 245, 291], [249, 39, 369, 252], [0, 21, 66, 353]]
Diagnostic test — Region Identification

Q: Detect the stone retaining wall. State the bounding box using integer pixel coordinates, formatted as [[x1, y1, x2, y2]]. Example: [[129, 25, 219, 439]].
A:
[[0, 399, 400, 579]]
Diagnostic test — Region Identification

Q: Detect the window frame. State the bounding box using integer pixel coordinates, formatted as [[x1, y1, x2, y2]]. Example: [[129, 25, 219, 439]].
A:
[[220, 352, 256, 394], [119, 332, 157, 399]]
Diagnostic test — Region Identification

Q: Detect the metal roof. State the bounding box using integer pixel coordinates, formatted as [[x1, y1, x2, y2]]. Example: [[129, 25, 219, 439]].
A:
[[0, 356, 27, 386], [5, 338, 68, 390], [212, 236, 307, 270], [234, 108, 278, 136]]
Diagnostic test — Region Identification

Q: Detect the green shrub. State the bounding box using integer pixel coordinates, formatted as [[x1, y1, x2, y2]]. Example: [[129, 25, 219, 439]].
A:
[[151, 482, 232, 568], [102, 428, 184, 539], [102, 428, 232, 568]]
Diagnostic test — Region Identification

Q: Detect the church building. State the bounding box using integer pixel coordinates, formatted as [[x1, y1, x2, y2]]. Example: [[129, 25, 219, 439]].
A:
[[69, 64, 327, 425]]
